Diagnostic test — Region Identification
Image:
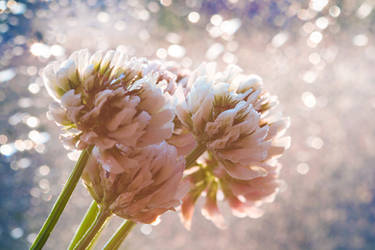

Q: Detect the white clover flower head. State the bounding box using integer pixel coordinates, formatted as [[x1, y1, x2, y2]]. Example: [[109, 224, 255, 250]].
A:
[[42, 49, 178, 150], [82, 142, 189, 224], [176, 63, 290, 180]]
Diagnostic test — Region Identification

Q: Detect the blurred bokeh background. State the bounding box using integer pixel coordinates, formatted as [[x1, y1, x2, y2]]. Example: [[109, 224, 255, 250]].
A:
[[0, 0, 374, 249]]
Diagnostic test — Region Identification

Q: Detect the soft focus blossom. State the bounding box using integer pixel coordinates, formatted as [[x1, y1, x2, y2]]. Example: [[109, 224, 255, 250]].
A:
[[82, 142, 189, 223], [42, 49, 177, 151], [176, 63, 290, 180], [180, 154, 282, 229], [219, 167, 280, 219]]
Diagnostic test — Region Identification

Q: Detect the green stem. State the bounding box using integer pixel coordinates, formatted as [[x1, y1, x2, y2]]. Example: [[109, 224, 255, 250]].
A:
[[30, 145, 94, 250], [68, 201, 100, 250], [86, 216, 110, 250], [103, 220, 136, 250], [185, 144, 206, 168], [74, 208, 111, 250]]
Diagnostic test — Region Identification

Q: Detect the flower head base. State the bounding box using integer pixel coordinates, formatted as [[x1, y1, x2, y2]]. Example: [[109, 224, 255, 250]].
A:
[[82, 142, 188, 224], [176, 63, 290, 180], [180, 154, 282, 229], [43, 49, 177, 151]]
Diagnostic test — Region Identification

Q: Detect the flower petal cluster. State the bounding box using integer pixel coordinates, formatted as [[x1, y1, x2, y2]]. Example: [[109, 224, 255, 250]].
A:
[[43, 49, 177, 151], [82, 142, 188, 224], [177, 63, 289, 229], [176, 63, 290, 180]]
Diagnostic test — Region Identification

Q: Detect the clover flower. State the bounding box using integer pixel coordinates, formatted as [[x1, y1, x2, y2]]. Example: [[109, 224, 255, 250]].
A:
[[176, 63, 289, 229], [176, 63, 290, 180], [82, 142, 188, 224], [42, 49, 177, 151]]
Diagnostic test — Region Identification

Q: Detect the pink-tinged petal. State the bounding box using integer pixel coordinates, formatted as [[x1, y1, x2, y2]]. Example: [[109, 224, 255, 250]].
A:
[[267, 136, 291, 158], [128, 167, 153, 192], [125, 195, 153, 215], [95, 148, 138, 174], [96, 152, 123, 174], [206, 107, 236, 137], [88, 50, 104, 66], [234, 125, 269, 148], [108, 122, 139, 140], [167, 132, 197, 156], [148, 108, 175, 128], [66, 106, 83, 123], [149, 172, 182, 206], [110, 192, 135, 209], [172, 84, 186, 106], [99, 50, 115, 73], [95, 137, 117, 150], [80, 131, 98, 143], [139, 123, 173, 147], [61, 89, 80, 106], [228, 197, 248, 218], [47, 103, 69, 125], [201, 182, 227, 229], [152, 154, 183, 186], [59, 134, 78, 150], [57, 59, 78, 85], [189, 82, 214, 130], [220, 64, 242, 83], [265, 118, 290, 140], [244, 89, 262, 104], [175, 100, 192, 129], [180, 193, 196, 230], [201, 198, 226, 229], [135, 80, 165, 113], [222, 162, 268, 180], [238, 107, 261, 134], [218, 141, 270, 163], [106, 107, 137, 132], [133, 209, 166, 224], [231, 177, 278, 196], [42, 62, 60, 100], [245, 206, 264, 218], [175, 179, 191, 200]]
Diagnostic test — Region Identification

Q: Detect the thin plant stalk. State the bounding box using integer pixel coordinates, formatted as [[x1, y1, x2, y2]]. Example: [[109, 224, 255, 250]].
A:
[[86, 216, 110, 250], [74, 208, 111, 250], [30, 145, 94, 250], [185, 144, 206, 168], [103, 220, 136, 250], [68, 201, 100, 250]]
